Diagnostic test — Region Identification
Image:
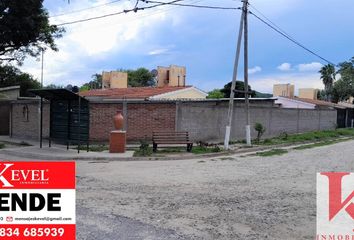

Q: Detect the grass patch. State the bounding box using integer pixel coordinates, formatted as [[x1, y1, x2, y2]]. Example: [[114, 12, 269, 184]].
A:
[[154, 147, 186, 154], [293, 139, 349, 150], [191, 146, 221, 154], [256, 149, 288, 157], [149, 146, 222, 155], [77, 145, 108, 152], [0, 143, 5, 149], [256, 128, 354, 146], [133, 147, 153, 157]]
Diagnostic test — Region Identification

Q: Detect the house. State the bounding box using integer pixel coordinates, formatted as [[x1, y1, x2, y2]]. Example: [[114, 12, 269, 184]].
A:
[[275, 96, 354, 128], [80, 86, 207, 100], [276, 97, 339, 110], [0, 85, 20, 100]]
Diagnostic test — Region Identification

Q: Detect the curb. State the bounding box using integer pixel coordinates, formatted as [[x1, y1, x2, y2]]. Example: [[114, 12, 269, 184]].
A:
[[1, 138, 352, 161]]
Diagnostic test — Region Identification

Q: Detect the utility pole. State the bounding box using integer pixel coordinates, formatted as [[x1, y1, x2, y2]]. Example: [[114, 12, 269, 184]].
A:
[[243, 0, 251, 146], [39, 48, 44, 148], [224, 0, 248, 150]]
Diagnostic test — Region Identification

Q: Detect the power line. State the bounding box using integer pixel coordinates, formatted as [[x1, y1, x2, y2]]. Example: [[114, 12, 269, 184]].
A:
[[141, 0, 240, 10], [56, 0, 202, 32], [50, 0, 125, 18], [55, 0, 184, 26], [248, 8, 335, 65]]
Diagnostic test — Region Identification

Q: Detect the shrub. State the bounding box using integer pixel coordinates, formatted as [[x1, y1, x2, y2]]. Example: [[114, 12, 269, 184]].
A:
[[134, 140, 152, 157], [254, 122, 266, 143], [279, 132, 288, 140]]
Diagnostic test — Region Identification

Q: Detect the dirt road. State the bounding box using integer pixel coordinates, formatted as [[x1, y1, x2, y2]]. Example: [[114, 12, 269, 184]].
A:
[[75, 140, 353, 239]]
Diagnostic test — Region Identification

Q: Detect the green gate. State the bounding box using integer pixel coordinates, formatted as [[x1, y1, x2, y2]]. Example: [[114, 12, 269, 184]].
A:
[[29, 89, 90, 152]]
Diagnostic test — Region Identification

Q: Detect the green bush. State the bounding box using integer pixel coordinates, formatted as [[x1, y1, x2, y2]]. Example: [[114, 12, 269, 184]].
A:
[[133, 139, 152, 157], [254, 122, 266, 143]]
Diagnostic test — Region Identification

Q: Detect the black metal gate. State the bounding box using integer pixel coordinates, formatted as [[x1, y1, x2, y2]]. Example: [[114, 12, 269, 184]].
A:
[[50, 99, 89, 145], [0, 101, 10, 135], [337, 109, 346, 128], [29, 89, 90, 152]]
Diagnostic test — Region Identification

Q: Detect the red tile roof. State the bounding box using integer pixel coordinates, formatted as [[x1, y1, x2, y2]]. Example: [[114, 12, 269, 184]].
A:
[[294, 97, 337, 107], [80, 86, 190, 99]]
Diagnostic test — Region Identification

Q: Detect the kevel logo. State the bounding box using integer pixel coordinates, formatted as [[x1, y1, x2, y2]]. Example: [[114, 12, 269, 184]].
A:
[[0, 163, 49, 188], [317, 172, 354, 238]]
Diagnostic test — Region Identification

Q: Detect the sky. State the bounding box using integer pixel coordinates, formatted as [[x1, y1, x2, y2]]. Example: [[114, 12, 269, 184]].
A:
[[20, 0, 354, 94]]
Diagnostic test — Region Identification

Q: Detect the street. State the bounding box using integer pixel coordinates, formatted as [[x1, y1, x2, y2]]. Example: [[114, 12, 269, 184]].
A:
[[74, 140, 354, 240]]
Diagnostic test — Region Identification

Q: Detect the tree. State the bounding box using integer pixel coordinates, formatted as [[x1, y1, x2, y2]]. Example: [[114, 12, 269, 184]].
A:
[[331, 57, 354, 103], [207, 89, 224, 99], [0, 65, 40, 96], [80, 74, 102, 91], [127, 68, 155, 87], [337, 57, 354, 79], [220, 81, 256, 98], [45, 84, 65, 89], [0, 0, 64, 64], [319, 64, 336, 101]]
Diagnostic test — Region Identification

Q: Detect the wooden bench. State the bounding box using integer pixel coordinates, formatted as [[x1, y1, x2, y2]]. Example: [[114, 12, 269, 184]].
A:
[[152, 131, 193, 152]]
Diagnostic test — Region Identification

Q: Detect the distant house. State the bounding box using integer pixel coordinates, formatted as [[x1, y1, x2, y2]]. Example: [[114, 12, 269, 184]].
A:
[[0, 85, 20, 100], [275, 96, 338, 110], [80, 86, 207, 100], [275, 96, 354, 128]]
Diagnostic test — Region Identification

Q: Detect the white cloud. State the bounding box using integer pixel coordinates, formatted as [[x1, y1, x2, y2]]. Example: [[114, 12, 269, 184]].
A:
[[251, 72, 323, 94], [148, 48, 170, 56], [297, 62, 323, 72], [19, 0, 182, 86], [248, 66, 262, 74], [277, 63, 292, 71]]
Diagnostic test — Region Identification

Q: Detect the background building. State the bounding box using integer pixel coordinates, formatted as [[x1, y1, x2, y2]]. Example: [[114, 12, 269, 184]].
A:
[[157, 65, 186, 87], [273, 84, 295, 98], [102, 71, 128, 89], [298, 88, 319, 100]]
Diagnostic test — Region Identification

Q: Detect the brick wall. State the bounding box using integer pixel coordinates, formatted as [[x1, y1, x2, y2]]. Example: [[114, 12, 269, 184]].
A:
[[89, 102, 176, 142], [11, 101, 50, 139], [126, 103, 175, 141], [89, 103, 123, 142]]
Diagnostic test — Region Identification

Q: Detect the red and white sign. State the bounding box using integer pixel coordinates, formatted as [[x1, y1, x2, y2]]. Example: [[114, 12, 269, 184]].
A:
[[317, 172, 354, 239], [0, 162, 75, 239]]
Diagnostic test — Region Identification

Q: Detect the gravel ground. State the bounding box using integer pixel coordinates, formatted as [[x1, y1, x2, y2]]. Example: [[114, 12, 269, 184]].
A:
[[75, 140, 354, 239]]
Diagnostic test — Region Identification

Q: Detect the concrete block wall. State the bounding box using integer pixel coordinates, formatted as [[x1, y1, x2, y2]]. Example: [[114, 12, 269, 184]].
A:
[[268, 109, 299, 136], [11, 101, 50, 140], [176, 102, 337, 142]]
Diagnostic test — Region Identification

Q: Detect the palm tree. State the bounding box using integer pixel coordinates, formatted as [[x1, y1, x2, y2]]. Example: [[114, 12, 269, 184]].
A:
[[319, 64, 336, 101]]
